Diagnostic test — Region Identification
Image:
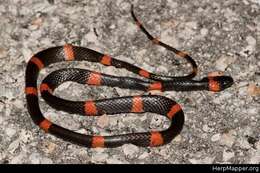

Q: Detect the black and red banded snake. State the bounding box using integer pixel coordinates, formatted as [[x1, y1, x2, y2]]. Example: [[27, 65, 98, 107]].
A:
[[25, 5, 233, 148]]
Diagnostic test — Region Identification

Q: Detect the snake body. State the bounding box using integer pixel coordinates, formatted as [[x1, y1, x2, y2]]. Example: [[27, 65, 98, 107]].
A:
[[25, 5, 233, 148]]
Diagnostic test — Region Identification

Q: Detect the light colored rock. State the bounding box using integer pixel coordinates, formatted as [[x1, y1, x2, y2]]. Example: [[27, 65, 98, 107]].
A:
[[238, 138, 251, 149], [248, 83, 260, 96], [167, 0, 178, 8], [55, 82, 71, 91], [140, 116, 147, 122], [203, 124, 214, 132], [29, 153, 50, 164], [189, 156, 215, 164], [157, 65, 169, 73], [4, 101, 11, 117], [0, 4, 6, 13], [150, 116, 164, 128], [0, 102, 4, 113], [10, 151, 27, 164], [249, 141, 260, 164], [84, 31, 98, 44], [19, 129, 33, 143], [1, 87, 14, 99], [109, 24, 116, 29], [249, 152, 260, 164], [219, 130, 236, 147], [240, 35, 256, 55], [138, 151, 149, 160], [40, 37, 54, 47], [29, 153, 40, 164], [223, 149, 235, 161], [186, 21, 198, 29], [246, 35, 256, 51], [0, 115, 3, 125], [122, 144, 139, 158], [200, 28, 208, 37], [0, 47, 7, 59], [22, 47, 33, 62], [40, 157, 53, 164], [93, 147, 106, 153], [42, 141, 58, 154], [109, 117, 118, 126], [238, 85, 248, 97], [211, 133, 221, 142], [97, 114, 110, 128], [116, 0, 128, 10], [13, 99, 24, 109], [160, 29, 180, 49], [159, 148, 171, 159], [30, 17, 43, 30], [179, 21, 197, 38], [173, 135, 182, 142], [49, 113, 81, 131], [91, 153, 109, 163], [215, 55, 236, 71], [7, 139, 20, 154], [223, 8, 238, 23], [106, 158, 124, 164], [243, 0, 249, 5], [247, 106, 258, 115], [5, 127, 16, 137]]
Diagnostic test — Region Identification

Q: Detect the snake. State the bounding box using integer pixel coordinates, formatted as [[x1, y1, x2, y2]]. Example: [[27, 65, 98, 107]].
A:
[[25, 5, 234, 148]]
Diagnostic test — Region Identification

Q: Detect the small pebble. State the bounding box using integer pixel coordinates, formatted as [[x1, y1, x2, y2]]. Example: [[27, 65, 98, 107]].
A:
[[31, 17, 44, 30], [5, 127, 17, 137], [185, 21, 198, 29], [150, 116, 164, 128], [173, 135, 182, 142], [0, 47, 7, 59], [219, 130, 236, 147], [84, 31, 98, 44], [106, 158, 124, 164], [91, 153, 109, 163], [122, 144, 139, 158], [223, 149, 235, 161], [211, 133, 221, 142], [29, 153, 53, 164], [200, 28, 208, 37], [202, 124, 214, 132], [42, 141, 58, 154], [238, 138, 251, 149], [7, 139, 20, 154], [10, 151, 27, 164], [246, 35, 256, 51], [19, 130, 33, 143], [97, 114, 109, 128], [247, 83, 260, 96], [189, 157, 215, 164], [215, 55, 236, 71], [13, 99, 24, 109], [138, 151, 149, 160], [249, 141, 260, 164]]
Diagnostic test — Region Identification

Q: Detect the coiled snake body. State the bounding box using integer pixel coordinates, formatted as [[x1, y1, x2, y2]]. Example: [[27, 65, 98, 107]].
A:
[[25, 6, 233, 148]]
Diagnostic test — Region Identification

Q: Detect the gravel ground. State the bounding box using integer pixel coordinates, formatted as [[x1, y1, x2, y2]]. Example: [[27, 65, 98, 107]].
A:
[[0, 0, 259, 164]]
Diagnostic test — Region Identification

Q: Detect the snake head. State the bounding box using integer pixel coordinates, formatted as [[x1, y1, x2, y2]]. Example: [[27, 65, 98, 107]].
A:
[[202, 76, 234, 92]]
